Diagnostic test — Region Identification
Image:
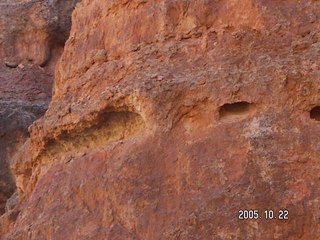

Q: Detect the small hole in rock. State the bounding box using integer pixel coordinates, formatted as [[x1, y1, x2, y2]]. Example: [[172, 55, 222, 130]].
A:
[[219, 101, 255, 119], [310, 106, 320, 121]]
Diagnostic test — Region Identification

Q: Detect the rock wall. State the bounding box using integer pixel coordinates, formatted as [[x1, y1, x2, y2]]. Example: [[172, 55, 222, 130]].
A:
[[0, 0, 81, 214], [1, 0, 320, 239]]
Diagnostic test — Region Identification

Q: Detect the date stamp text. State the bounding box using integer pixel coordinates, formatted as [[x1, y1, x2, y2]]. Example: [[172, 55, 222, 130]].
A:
[[238, 210, 289, 220]]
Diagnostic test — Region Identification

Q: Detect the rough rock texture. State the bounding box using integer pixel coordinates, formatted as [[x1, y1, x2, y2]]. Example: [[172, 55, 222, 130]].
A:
[[2, 0, 320, 239], [0, 0, 81, 67], [0, 0, 81, 214]]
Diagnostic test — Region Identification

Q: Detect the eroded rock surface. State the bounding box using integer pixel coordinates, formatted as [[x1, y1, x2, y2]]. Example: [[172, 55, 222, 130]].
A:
[[0, 0, 81, 214], [2, 0, 320, 239]]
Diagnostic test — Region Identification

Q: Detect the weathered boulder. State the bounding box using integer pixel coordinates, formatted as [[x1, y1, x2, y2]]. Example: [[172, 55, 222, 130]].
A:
[[2, 0, 320, 239]]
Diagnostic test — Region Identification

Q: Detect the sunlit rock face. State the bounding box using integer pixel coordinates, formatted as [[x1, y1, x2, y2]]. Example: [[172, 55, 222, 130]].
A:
[[1, 0, 320, 239], [0, 0, 81, 214]]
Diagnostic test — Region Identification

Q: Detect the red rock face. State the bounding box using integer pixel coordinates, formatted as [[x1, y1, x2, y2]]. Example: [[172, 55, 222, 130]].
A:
[[0, 0, 81, 214], [1, 0, 320, 239]]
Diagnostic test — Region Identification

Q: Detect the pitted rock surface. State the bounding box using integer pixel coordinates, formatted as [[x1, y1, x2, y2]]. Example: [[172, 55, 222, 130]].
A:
[[1, 0, 320, 239]]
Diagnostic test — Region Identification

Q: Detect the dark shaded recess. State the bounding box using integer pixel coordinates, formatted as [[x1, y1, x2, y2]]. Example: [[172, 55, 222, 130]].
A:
[[310, 106, 320, 121], [39, 111, 145, 159], [219, 101, 253, 118]]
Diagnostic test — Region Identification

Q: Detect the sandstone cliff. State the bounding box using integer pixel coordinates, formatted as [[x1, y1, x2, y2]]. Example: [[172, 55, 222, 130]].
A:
[[1, 0, 320, 239]]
